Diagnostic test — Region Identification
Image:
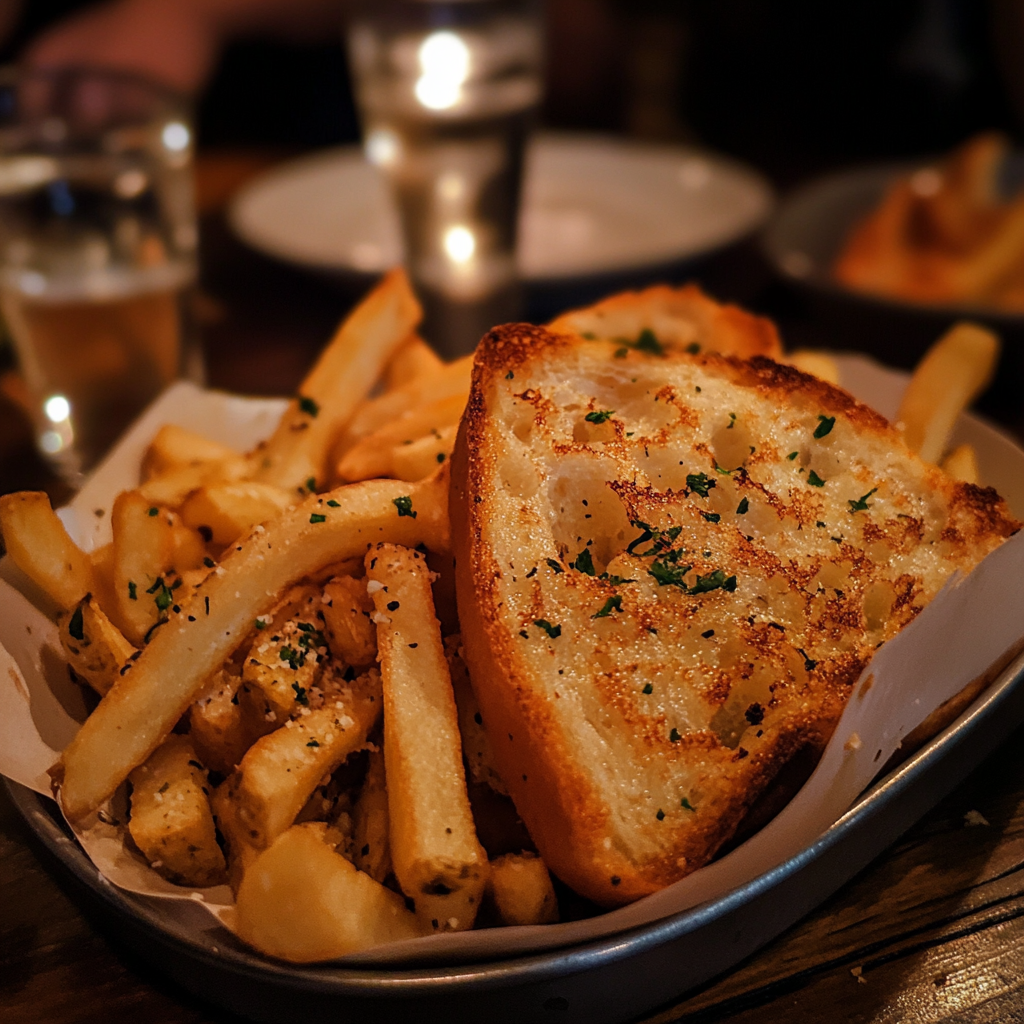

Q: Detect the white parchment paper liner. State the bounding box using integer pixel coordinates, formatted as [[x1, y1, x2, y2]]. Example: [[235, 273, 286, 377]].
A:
[[3, 359, 1024, 967]]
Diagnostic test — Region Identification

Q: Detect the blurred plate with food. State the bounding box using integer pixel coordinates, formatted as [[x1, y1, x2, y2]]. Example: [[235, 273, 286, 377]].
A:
[[763, 134, 1024, 323], [229, 133, 774, 283]]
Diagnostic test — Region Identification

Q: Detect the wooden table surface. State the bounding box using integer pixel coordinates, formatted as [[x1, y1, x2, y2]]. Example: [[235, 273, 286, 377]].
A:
[[3, 150, 1024, 1024]]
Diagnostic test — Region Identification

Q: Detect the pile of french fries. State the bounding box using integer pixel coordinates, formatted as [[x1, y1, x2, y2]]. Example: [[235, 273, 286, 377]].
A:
[[0, 268, 998, 962], [834, 132, 1024, 312]]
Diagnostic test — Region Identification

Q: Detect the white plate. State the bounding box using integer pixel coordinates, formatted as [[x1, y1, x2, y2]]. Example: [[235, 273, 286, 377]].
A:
[[228, 133, 774, 283]]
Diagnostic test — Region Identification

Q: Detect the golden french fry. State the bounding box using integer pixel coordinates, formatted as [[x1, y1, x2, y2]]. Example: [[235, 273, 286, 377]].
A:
[[352, 743, 391, 883], [336, 393, 467, 483], [234, 823, 424, 962], [0, 491, 95, 612], [383, 333, 444, 391], [210, 777, 263, 893], [180, 481, 295, 549], [389, 425, 458, 482], [897, 321, 1000, 464], [940, 442, 980, 484], [59, 596, 136, 696], [487, 852, 559, 926], [87, 542, 120, 620], [366, 542, 488, 933], [321, 575, 377, 668], [141, 423, 241, 480], [128, 734, 226, 887], [252, 268, 422, 492], [190, 667, 253, 775], [231, 664, 382, 850], [337, 354, 472, 454], [58, 471, 450, 821], [787, 350, 840, 385], [138, 456, 250, 508]]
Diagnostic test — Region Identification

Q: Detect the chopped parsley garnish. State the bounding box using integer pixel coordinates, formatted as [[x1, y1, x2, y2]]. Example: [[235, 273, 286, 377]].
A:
[[686, 472, 716, 497], [68, 605, 85, 640], [787, 451, 799, 461], [602, 574, 636, 585], [816, 520, 826, 528], [534, 619, 561, 639], [525, 566, 538, 579], [592, 595, 622, 618], [572, 548, 596, 575], [727, 412, 737, 429], [685, 342, 701, 354], [627, 520, 682, 556], [642, 682, 653, 695], [309, 513, 326, 524], [669, 728, 682, 742], [649, 558, 694, 589], [291, 682, 309, 705], [255, 618, 267, 630], [203, 556, 215, 568], [306, 739, 320, 748], [688, 569, 737, 595], [327, 499, 340, 507], [701, 511, 721, 523], [506, 370, 514, 379], [305, 477, 316, 493], [546, 558, 564, 574], [585, 409, 614, 424], [848, 488, 878, 513], [158, 782, 169, 794], [614, 346, 629, 358], [154, 583, 174, 612], [736, 497, 749, 515], [807, 470, 826, 487], [656, 808, 666, 820], [281, 646, 307, 670], [681, 797, 695, 811], [393, 495, 416, 518], [298, 395, 319, 417], [714, 462, 734, 475], [147, 507, 158, 517], [634, 328, 664, 355], [146, 577, 163, 595], [814, 414, 836, 439]]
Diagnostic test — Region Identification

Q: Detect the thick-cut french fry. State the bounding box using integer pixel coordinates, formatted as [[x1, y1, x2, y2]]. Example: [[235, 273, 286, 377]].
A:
[[320, 575, 376, 667], [897, 321, 999, 464], [486, 852, 559, 926], [59, 596, 136, 696], [389, 425, 458, 482], [337, 354, 472, 453], [87, 542, 120, 619], [252, 268, 421, 492], [941, 442, 980, 484], [352, 743, 391, 883], [190, 668, 253, 775], [210, 777, 263, 893], [138, 456, 250, 508], [786, 350, 841, 385], [446, 636, 507, 795], [0, 491, 95, 611], [128, 734, 226, 887], [110, 491, 180, 646], [231, 665, 382, 849], [336, 393, 466, 483], [366, 543, 488, 933], [180, 481, 294, 548], [58, 471, 450, 821], [141, 423, 241, 480], [234, 823, 423, 961], [383, 333, 444, 392]]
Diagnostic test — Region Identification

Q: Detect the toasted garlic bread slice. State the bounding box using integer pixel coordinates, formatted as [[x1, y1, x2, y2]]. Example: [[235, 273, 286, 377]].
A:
[[451, 323, 1018, 906], [548, 283, 783, 360]]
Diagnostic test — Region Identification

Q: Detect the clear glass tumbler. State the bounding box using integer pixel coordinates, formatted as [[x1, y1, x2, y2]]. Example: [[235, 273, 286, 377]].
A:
[[348, 0, 544, 357], [0, 67, 200, 485]]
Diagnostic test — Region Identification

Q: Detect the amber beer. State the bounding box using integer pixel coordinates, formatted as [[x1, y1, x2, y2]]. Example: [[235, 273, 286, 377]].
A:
[[1, 263, 193, 478]]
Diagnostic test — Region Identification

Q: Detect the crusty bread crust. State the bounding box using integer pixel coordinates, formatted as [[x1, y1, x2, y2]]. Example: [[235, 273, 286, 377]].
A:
[[452, 319, 1019, 907]]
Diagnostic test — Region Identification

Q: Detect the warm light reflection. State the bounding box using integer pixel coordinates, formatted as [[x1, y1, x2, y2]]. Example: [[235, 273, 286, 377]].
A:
[[365, 128, 400, 167], [44, 394, 70, 423], [161, 121, 190, 152], [443, 225, 476, 263], [415, 31, 470, 111]]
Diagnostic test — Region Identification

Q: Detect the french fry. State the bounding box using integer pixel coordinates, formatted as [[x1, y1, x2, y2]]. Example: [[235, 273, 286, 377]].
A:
[[897, 321, 1000, 464], [190, 667, 253, 774], [87, 542, 120, 620], [210, 777, 263, 892], [486, 852, 559, 926], [0, 491, 95, 611], [352, 743, 391, 883], [366, 543, 488, 933], [383, 333, 444, 391], [941, 442, 980, 484], [58, 471, 450, 821], [138, 456, 249, 508], [786, 350, 840, 385], [321, 575, 377, 668], [59, 596, 136, 696], [230, 664, 382, 850], [127, 734, 226, 887], [251, 268, 421, 492], [336, 393, 466, 483], [180, 481, 295, 549], [389, 425, 458, 482], [234, 823, 424, 961], [141, 423, 241, 480], [337, 354, 472, 454]]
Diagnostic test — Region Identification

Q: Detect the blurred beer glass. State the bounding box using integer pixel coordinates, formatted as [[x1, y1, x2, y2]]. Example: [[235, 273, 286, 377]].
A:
[[0, 67, 200, 484], [348, 0, 543, 357]]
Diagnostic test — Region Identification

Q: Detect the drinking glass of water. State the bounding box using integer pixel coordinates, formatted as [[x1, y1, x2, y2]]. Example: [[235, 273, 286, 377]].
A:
[[0, 67, 200, 485], [348, 0, 544, 357]]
